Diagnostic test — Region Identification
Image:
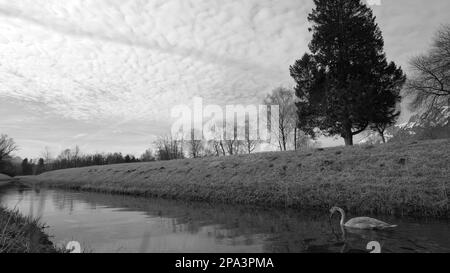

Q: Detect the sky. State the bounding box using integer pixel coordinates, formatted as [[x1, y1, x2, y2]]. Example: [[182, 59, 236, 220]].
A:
[[0, 0, 449, 158]]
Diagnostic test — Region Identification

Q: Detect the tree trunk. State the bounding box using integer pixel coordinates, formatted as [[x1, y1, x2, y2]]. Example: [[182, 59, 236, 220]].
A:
[[344, 135, 353, 146], [219, 141, 226, 156], [278, 140, 283, 151], [343, 125, 353, 146], [294, 128, 298, 151], [282, 129, 288, 151], [379, 130, 386, 144]]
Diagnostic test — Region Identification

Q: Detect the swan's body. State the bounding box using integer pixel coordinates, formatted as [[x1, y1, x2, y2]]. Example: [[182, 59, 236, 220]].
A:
[[330, 207, 397, 230]]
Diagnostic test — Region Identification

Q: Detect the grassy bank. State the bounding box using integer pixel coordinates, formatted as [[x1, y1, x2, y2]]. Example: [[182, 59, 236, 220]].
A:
[[0, 174, 11, 181], [20, 139, 450, 218], [0, 174, 14, 187], [0, 207, 60, 253]]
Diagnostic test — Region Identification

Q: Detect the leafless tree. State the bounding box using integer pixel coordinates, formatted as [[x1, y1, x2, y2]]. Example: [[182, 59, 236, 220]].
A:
[[213, 141, 225, 156], [202, 144, 219, 157], [205, 124, 226, 157], [73, 145, 81, 167], [39, 146, 53, 171], [40, 146, 53, 164], [243, 119, 260, 154], [222, 121, 245, 155], [224, 138, 243, 155], [58, 149, 72, 162], [243, 137, 258, 154], [154, 135, 184, 161], [406, 25, 450, 118], [140, 149, 155, 162], [264, 87, 297, 151], [185, 128, 204, 158], [0, 134, 18, 162]]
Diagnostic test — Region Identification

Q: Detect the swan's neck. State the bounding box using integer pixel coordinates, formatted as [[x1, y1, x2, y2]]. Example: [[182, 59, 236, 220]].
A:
[[338, 208, 346, 226]]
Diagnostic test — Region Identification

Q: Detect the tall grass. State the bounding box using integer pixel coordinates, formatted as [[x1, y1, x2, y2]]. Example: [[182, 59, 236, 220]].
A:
[[0, 207, 59, 253]]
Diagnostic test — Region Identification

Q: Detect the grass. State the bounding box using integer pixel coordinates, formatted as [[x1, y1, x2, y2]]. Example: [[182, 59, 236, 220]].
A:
[[0, 207, 60, 253], [20, 139, 450, 218], [0, 173, 11, 181]]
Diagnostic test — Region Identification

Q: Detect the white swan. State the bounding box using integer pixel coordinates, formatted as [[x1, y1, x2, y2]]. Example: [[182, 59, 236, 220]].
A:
[[330, 207, 397, 230]]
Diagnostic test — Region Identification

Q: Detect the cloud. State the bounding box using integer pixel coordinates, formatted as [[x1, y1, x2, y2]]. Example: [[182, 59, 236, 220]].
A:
[[0, 3, 278, 74], [0, 0, 313, 123]]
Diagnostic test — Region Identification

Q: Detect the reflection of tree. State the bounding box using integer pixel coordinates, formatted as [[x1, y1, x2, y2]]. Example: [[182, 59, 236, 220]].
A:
[[51, 191, 75, 213]]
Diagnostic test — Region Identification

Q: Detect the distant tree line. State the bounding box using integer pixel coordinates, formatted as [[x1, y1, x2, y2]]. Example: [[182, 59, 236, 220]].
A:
[[42, 146, 156, 173], [0, 143, 158, 176]]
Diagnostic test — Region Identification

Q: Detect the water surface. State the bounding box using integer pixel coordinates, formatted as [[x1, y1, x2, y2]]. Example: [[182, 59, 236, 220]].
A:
[[0, 185, 448, 253]]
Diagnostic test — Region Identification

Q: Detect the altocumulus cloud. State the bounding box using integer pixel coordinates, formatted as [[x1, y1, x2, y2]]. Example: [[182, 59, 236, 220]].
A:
[[0, 0, 312, 122]]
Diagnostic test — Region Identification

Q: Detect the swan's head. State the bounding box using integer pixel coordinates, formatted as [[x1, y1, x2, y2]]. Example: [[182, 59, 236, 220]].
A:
[[329, 206, 342, 215]]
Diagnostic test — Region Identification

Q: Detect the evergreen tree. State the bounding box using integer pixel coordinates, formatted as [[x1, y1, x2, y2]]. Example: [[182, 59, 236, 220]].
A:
[[290, 0, 405, 145], [21, 158, 33, 176], [124, 155, 131, 163], [36, 158, 45, 175]]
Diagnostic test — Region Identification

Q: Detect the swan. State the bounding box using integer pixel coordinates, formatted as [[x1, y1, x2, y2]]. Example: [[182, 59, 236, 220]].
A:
[[330, 207, 397, 230]]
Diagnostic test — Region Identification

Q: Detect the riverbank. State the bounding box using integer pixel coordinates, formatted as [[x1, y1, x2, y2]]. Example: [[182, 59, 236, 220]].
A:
[[0, 174, 20, 188], [0, 207, 60, 253], [0, 174, 11, 180], [20, 139, 450, 218]]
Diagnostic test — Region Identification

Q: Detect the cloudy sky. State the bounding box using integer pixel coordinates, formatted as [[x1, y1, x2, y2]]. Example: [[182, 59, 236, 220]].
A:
[[0, 0, 449, 158]]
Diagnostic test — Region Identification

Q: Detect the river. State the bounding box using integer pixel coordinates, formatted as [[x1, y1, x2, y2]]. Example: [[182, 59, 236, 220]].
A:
[[0, 185, 449, 253]]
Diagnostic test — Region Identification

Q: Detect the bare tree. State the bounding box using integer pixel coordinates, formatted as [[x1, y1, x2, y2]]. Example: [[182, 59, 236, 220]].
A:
[[264, 88, 297, 151], [73, 145, 81, 167], [243, 119, 259, 154], [222, 121, 245, 155], [243, 137, 258, 154], [202, 143, 219, 157], [40, 147, 53, 164], [406, 25, 450, 118], [186, 128, 204, 158], [206, 140, 223, 157], [59, 149, 72, 162], [224, 138, 242, 155], [39, 146, 53, 172], [140, 149, 155, 162], [205, 124, 226, 157], [0, 134, 18, 162], [154, 135, 184, 161]]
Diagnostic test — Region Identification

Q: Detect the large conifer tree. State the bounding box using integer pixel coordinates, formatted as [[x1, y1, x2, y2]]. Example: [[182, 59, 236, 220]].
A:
[[290, 0, 405, 145]]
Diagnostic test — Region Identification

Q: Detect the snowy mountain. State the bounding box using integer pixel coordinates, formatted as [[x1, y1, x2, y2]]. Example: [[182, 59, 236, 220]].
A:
[[360, 106, 450, 144]]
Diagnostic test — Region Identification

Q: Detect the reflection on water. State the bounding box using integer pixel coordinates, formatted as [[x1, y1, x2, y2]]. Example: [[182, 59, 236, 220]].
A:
[[0, 186, 449, 253]]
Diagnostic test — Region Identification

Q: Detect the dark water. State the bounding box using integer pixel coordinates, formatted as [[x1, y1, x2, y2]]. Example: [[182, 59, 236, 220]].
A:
[[0, 185, 449, 253]]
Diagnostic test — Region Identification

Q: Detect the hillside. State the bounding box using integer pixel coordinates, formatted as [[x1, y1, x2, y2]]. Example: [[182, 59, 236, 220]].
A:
[[0, 174, 14, 187], [20, 139, 450, 218]]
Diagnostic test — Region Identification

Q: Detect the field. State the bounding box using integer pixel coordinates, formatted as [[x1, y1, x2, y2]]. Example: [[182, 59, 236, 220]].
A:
[[19, 139, 450, 218]]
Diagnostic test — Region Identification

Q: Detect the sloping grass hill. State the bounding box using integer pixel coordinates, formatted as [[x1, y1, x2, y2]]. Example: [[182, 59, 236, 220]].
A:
[[20, 139, 450, 218]]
